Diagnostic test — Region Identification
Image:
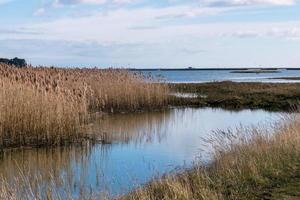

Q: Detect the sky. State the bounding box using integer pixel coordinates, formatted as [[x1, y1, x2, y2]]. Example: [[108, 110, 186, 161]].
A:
[[0, 0, 300, 68]]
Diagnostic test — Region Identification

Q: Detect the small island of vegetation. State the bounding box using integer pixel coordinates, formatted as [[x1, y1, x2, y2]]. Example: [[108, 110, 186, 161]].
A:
[[170, 81, 300, 111], [231, 69, 280, 74], [269, 77, 300, 80]]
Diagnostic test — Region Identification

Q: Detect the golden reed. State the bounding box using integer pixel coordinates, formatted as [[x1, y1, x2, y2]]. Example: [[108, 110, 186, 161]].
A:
[[0, 64, 169, 148]]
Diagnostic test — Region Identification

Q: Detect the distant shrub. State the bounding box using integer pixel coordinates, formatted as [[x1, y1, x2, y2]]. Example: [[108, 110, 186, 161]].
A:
[[0, 57, 27, 68]]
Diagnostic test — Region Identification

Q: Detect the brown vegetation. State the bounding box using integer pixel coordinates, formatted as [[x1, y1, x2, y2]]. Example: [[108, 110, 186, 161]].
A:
[[0, 64, 169, 148]]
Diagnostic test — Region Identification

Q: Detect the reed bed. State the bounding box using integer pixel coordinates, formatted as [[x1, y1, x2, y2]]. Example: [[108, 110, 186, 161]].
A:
[[0, 64, 169, 148], [124, 114, 300, 200]]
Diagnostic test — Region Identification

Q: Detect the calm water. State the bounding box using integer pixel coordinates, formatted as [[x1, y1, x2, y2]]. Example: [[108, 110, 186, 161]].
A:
[[0, 108, 282, 196], [134, 69, 300, 83]]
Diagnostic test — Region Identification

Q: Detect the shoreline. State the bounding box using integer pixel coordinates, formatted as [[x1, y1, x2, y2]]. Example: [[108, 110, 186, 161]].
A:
[[269, 77, 300, 80], [124, 112, 300, 200]]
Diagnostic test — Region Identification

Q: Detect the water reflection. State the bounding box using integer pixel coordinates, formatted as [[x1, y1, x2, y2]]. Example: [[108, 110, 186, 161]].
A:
[[0, 108, 282, 196], [85, 110, 172, 144]]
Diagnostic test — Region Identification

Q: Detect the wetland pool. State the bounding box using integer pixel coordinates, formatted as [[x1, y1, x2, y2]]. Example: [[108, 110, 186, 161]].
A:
[[0, 108, 283, 197]]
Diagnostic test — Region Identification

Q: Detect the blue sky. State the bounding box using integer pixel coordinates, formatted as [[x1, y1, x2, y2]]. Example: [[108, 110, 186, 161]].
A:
[[1, 0, 300, 68]]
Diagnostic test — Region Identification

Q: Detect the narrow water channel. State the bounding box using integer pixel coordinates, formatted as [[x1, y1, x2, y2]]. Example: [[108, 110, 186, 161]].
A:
[[0, 108, 282, 197]]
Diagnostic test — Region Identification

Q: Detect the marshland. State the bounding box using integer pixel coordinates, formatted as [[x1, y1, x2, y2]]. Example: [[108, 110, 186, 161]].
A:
[[3, 0, 300, 198], [1, 63, 300, 199]]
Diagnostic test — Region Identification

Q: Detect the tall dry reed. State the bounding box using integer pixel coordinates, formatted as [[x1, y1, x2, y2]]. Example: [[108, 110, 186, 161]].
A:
[[0, 64, 169, 148], [0, 64, 169, 112]]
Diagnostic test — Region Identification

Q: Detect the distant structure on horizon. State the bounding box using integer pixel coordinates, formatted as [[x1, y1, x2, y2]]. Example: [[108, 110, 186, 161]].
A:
[[0, 57, 27, 68]]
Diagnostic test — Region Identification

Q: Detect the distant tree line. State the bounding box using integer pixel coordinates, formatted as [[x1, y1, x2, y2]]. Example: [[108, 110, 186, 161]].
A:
[[0, 57, 27, 68]]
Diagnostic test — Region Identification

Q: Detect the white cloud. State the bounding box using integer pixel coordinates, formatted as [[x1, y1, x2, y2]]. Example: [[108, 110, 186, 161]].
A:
[[53, 0, 296, 7], [53, 0, 136, 6], [268, 28, 300, 40], [3, 5, 298, 45], [21, 6, 228, 44], [54, 0, 106, 5], [204, 0, 296, 6], [0, 0, 12, 5], [229, 30, 261, 38], [225, 24, 300, 40], [34, 8, 46, 16], [1, 0, 299, 67]]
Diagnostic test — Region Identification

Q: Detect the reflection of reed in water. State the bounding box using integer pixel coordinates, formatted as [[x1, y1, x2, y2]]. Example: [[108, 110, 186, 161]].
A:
[[84, 110, 172, 145], [0, 109, 176, 198], [0, 145, 104, 199]]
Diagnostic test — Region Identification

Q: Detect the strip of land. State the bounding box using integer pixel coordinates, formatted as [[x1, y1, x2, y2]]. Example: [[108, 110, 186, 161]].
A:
[[170, 81, 300, 111], [269, 77, 300, 80], [231, 69, 280, 74]]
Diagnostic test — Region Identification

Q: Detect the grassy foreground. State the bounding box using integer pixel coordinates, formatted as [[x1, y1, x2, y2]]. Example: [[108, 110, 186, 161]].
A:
[[124, 114, 300, 200], [170, 82, 300, 111]]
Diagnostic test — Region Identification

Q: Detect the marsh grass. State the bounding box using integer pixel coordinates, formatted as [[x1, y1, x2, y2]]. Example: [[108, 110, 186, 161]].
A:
[[0, 79, 85, 148], [0, 64, 169, 148], [171, 82, 300, 111], [124, 114, 300, 200]]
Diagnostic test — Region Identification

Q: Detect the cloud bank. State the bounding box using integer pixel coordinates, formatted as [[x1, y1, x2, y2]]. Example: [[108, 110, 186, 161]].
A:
[[1, 0, 299, 67], [205, 0, 296, 7]]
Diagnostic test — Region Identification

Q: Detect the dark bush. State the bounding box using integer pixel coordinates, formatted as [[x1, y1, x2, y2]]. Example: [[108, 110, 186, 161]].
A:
[[0, 57, 27, 68]]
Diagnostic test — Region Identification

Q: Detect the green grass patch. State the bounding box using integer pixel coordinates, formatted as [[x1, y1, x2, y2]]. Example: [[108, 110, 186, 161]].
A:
[[170, 82, 300, 111]]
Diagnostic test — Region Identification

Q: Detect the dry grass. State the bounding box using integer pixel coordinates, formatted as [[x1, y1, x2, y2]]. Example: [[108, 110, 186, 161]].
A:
[[0, 64, 169, 112], [124, 114, 300, 200], [0, 64, 169, 148]]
